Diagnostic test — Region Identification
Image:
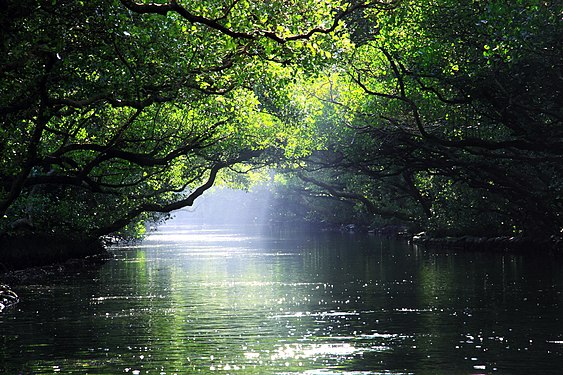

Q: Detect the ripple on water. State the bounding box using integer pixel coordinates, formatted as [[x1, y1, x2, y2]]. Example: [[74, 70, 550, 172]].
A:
[[3, 225, 563, 375], [315, 372, 412, 375], [270, 311, 360, 319]]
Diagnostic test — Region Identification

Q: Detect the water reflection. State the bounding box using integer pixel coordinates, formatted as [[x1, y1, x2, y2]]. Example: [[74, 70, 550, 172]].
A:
[[1, 225, 562, 374]]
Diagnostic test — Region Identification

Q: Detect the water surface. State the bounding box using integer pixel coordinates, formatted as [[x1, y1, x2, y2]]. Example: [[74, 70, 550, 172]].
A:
[[1, 225, 562, 374]]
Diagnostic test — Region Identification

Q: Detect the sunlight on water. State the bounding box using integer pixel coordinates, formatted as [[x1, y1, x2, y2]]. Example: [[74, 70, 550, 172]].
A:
[[271, 311, 360, 319], [91, 295, 165, 302], [1, 225, 562, 374], [270, 343, 363, 360], [144, 227, 258, 244]]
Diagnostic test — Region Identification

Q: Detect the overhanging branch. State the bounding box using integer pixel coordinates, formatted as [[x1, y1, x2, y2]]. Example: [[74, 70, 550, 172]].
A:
[[120, 0, 399, 44], [297, 172, 413, 221], [91, 149, 263, 237]]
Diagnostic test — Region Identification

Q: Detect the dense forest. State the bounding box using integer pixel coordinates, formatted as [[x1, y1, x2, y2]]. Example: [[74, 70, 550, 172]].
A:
[[1, 0, 561, 265]]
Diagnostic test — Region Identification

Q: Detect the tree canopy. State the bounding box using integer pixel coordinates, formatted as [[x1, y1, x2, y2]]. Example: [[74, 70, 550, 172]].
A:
[[275, 0, 562, 239], [0, 0, 393, 238], [1, 0, 560, 247]]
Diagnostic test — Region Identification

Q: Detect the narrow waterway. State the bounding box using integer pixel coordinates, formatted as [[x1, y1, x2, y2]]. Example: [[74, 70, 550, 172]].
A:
[[1, 225, 562, 374]]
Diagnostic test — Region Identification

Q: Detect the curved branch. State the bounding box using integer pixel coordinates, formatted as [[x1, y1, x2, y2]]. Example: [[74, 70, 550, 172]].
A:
[[91, 149, 263, 237], [297, 172, 413, 221], [120, 0, 399, 43], [90, 162, 225, 237]]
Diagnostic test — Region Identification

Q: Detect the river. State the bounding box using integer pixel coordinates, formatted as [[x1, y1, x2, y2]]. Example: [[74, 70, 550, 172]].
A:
[[1, 224, 562, 374]]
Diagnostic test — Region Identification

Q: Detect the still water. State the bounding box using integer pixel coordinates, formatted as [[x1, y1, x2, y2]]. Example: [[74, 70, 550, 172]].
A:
[[1, 225, 562, 374]]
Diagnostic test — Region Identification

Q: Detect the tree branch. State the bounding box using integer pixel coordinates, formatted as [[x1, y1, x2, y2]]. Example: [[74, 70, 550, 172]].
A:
[[120, 0, 399, 44], [297, 172, 413, 221], [90, 149, 263, 237]]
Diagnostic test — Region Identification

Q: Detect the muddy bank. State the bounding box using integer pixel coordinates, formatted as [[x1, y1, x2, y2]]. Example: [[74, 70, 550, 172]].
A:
[[0, 233, 109, 271]]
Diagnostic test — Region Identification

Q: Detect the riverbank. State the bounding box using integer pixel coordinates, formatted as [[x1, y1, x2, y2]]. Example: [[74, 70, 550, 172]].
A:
[[0, 251, 112, 286], [0, 233, 109, 271], [322, 223, 563, 255], [0, 251, 112, 314]]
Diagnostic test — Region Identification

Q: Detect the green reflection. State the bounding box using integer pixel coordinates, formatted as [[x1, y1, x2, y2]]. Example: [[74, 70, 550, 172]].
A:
[[1, 227, 562, 374]]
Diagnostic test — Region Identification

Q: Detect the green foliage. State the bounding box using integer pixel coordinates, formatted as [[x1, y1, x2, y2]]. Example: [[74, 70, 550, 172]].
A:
[[280, 0, 562, 238], [0, 0, 356, 239], [1, 0, 560, 244]]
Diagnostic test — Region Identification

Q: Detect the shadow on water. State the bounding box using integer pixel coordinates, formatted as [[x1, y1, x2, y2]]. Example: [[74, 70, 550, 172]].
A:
[[1, 223, 562, 374]]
